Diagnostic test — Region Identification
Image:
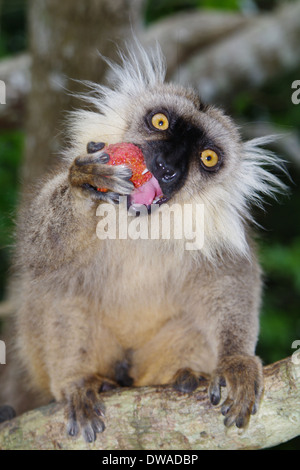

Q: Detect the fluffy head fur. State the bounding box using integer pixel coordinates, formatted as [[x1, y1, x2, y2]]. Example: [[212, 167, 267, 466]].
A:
[[64, 43, 286, 261]]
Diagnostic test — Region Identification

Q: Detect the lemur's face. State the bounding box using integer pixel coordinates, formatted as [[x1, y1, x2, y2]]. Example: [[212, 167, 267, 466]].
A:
[[122, 83, 241, 209]]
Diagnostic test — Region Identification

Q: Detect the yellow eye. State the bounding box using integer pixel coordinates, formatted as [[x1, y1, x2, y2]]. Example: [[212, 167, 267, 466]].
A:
[[200, 149, 219, 168], [151, 113, 169, 131]]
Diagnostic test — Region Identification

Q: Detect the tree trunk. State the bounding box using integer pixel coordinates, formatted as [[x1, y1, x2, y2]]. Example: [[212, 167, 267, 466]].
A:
[[143, 10, 250, 79], [22, 0, 144, 187], [0, 357, 299, 450], [0, 53, 31, 129]]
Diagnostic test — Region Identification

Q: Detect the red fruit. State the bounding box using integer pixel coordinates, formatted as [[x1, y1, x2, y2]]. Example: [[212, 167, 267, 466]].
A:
[[97, 143, 151, 192]]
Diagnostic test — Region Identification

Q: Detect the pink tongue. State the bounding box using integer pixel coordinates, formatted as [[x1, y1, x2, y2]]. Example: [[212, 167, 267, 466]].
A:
[[131, 176, 163, 205]]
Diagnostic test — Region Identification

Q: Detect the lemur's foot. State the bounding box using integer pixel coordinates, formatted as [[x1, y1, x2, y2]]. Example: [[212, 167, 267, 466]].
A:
[[65, 374, 117, 443], [209, 355, 263, 428]]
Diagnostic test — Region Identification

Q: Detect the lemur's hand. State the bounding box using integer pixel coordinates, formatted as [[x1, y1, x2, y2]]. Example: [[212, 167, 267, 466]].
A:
[[69, 141, 134, 204]]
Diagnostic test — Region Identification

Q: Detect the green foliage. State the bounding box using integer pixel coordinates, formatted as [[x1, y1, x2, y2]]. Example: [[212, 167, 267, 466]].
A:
[[144, 0, 286, 24], [232, 68, 300, 132], [262, 240, 300, 291], [0, 130, 24, 300], [144, 0, 240, 24], [0, 0, 27, 58], [0, 1, 27, 300], [196, 0, 240, 9], [258, 238, 300, 363]]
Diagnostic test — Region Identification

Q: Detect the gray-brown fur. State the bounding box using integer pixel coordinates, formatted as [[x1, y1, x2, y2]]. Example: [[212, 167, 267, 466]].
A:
[[0, 44, 286, 441]]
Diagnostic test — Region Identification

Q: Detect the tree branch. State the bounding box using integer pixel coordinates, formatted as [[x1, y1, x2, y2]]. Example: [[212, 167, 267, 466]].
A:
[[0, 357, 299, 450], [1, 3, 300, 130], [142, 10, 251, 77], [176, 2, 300, 103]]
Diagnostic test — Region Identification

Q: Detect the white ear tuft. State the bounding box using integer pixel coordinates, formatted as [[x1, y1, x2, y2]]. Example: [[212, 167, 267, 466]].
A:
[[63, 42, 166, 160], [241, 136, 289, 209]]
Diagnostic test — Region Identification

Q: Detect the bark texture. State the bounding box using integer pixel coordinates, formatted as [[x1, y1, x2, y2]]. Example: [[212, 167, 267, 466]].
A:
[[22, 0, 144, 187], [142, 10, 250, 78], [177, 2, 300, 103], [0, 357, 299, 450]]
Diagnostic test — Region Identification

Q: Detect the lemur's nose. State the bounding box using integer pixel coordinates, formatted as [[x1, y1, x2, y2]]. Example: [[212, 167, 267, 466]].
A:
[[154, 155, 177, 183]]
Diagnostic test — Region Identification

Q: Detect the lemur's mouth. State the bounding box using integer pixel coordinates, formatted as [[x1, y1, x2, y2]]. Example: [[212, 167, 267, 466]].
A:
[[130, 174, 165, 206], [128, 170, 171, 213], [128, 144, 170, 210]]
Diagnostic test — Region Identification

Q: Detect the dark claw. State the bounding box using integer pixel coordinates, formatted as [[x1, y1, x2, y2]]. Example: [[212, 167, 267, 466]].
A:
[[209, 356, 263, 429], [219, 377, 226, 387], [99, 381, 117, 393], [106, 193, 121, 205], [100, 153, 110, 163], [75, 153, 110, 166], [173, 369, 199, 393], [87, 141, 106, 154], [224, 415, 235, 428], [92, 417, 105, 434], [92, 152, 110, 164], [94, 402, 106, 418], [81, 183, 99, 193], [83, 424, 96, 443], [236, 415, 246, 428], [221, 402, 232, 416], [251, 402, 258, 415], [67, 419, 79, 437], [209, 380, 221, 406], [210, 391, 221, 406], [0, 405, 16, 423], [81, 184, 120, 204]]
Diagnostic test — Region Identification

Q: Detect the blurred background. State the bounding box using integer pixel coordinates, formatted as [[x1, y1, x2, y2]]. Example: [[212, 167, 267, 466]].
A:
[[0, 0, 299, 449]]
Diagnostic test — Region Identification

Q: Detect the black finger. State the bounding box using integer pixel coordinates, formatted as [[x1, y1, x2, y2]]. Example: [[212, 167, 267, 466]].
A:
[[209, 377, 222, 406], [99, 381, 117, 392], [235, 414, 246, 428], [82, 423, 96, 443], [66, 400, 79, 437], [67, 419, 79, 437], [94, 402, 106, 418], [221, 400, 232, 416], [0, 405, 16, 423], [251, 402, 258, 415], [173, 369, 199, 393], [87, 142, 106, 154], [224, 414, 236, 427], [75, 153, 110, 166], [92, 417, 105, 434]]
